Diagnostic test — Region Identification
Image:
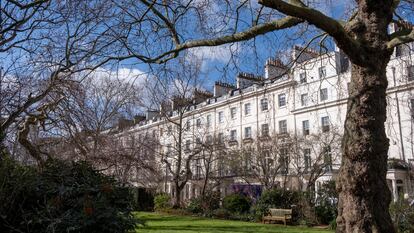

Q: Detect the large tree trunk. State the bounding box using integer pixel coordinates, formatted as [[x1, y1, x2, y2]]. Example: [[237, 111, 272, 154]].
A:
[[337, 63, 395, 233], [336, 2, 396, 232]]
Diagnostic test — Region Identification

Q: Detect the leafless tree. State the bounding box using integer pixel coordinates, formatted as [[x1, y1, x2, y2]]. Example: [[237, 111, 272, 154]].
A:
[[291, 127, 342, 199], [143, 57, 208, 207], [0, 0, 121, 159]]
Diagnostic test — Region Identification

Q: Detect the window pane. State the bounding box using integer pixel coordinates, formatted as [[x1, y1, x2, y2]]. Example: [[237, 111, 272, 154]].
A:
[[300, 72, 307, 83], [244, 103, 251, 115], [302, 120, 309, 135], [279, 120, 287, 134], [320, 88, 328, 101], [301, 93, 308, 106], [261, 99, 268, 111], [278, 94, 286, 107]]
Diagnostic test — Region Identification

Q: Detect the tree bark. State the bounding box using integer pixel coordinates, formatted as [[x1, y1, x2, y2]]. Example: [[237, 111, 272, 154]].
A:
[[173, 181, 183, 208], [337, 63, 395, 233], [335, 2, 396, 232]]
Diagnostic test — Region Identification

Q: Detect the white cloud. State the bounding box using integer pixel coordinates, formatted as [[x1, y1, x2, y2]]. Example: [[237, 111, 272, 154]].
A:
[[187, 45, 232, 63], [87, 67, 149, 87]]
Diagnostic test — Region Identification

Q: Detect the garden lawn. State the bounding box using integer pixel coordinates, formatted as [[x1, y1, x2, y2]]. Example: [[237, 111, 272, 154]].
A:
[[135, 212, 334, 233]]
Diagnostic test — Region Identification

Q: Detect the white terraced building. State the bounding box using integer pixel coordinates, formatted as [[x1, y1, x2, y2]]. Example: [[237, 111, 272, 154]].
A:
[[117, 44, 414, 203]]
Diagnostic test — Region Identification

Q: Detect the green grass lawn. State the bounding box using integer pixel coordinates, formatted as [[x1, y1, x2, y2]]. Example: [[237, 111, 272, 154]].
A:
[[135, 212, 334, 233]]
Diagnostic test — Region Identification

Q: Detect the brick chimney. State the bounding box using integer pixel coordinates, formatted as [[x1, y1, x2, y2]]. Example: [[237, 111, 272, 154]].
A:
[[213, 81, 235, 97], [265, 58, 288, 79], [236, 72, 264, 89], [292, 45, 319, 63]]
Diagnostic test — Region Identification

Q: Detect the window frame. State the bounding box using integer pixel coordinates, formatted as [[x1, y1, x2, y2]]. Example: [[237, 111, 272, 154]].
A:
[[302, 120, 310, 136], [300, 72, 307, 83], [244, 127, 252, 139], [260, 98, 269, 111], [279, 120, 288, 134], [318, 66, 326, 79], [301, 93, 308, 106], [321, 116, 330, 132], [244, 103, 251, 116], [261, 123, 269, 137], [278, 93, 286, 108], [320, 88, 328, 101], [218, 111, 224, 123], [230, 107, 237, 119]]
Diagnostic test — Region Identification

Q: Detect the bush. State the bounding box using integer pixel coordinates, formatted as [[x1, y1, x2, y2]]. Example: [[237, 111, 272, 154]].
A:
[[255, 188, 301, 219], [315, 181, 338, 225], [187, 197, 204, 214], [0, 157, 140, 233], [186, 191, 220, 215], [390, 195, 414, 233], [212, 208, 231, 219], [222, 193, 251, 214], [154, 193, 172, 211]]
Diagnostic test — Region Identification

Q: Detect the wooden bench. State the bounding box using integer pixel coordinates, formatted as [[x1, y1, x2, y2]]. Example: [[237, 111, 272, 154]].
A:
[[262, 208, 292, 225]]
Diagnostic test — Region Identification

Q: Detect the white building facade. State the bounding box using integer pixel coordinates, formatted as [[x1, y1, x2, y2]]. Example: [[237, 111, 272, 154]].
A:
[[119, 45, 414, 203]]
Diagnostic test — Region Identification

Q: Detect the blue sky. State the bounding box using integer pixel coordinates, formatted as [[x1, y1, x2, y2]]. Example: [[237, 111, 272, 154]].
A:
[[111, 0, 356, 93]]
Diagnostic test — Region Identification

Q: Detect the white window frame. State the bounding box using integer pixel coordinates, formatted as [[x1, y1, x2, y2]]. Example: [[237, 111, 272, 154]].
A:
[[302, 120, 309, 136], [300, 72, 307, 83], [279, 120, 287, 134], [320, 88, 328, 101], [301, 93, 308, 106], [244, 103, 251, 116], [230, 107, 237, 119], [244, 127, 252, 139], [278, 93, 286, 108], [408, 65, 414, 81], [261, 123, 269, 137], [218, 111, 224, 123], [230, 129, 237, 141], [318, 66, 326, 79], [321, 116, 330, 132], [261, 98, 269, 111], [206, 115, 211, 127]]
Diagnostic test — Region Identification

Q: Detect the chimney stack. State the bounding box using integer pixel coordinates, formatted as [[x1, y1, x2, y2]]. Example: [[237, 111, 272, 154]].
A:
[[213, 81, 235, 97]]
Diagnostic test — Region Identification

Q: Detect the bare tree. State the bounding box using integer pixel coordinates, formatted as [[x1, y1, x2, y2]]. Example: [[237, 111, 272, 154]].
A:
[[144, 57, 207, 207], [0, 0, 120, 159], [291, 127, 342, 200]]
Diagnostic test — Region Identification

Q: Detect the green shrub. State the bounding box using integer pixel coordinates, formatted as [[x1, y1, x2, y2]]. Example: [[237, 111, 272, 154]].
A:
[[187, 197, 204, 214], [212, 208, 231, 219], [154, 193, 172, 211], [186, 191, 220, 215], [329, 218, 337, 230], [222, 193, 251, 214], [315, 181, 338, 224], [390, 196, 414, 233], [255, 188, 301, 219], [0, 157, 140, 233]]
